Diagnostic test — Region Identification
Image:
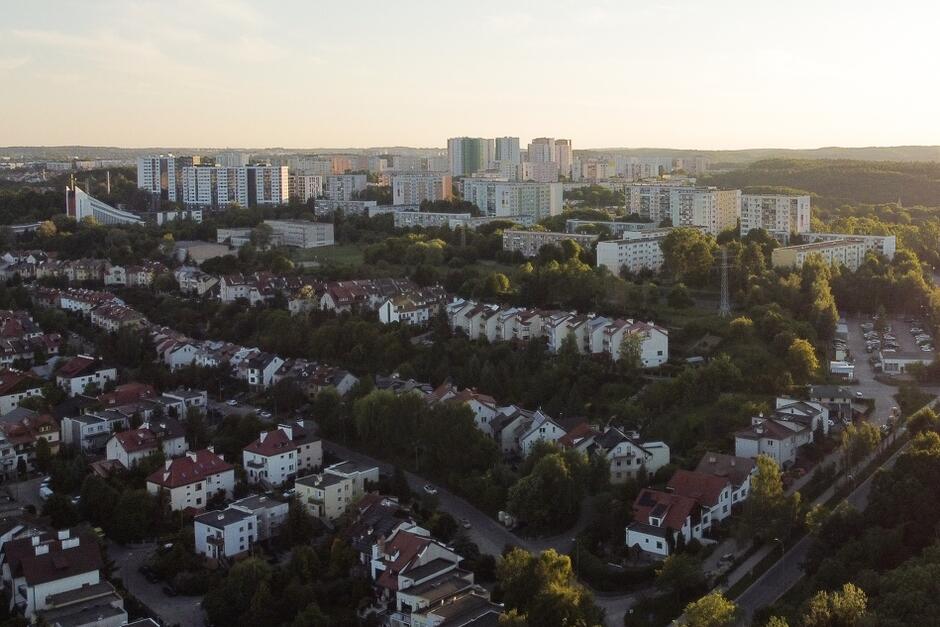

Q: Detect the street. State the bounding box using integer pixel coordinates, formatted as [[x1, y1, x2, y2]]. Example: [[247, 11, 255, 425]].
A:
[[734, 405, 930, 623], [108, 541, 205, 627]]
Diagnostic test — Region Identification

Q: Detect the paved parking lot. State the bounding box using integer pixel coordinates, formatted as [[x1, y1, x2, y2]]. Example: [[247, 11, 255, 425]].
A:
[[844, 313, 936, 424], [109, 541, 205, 627]]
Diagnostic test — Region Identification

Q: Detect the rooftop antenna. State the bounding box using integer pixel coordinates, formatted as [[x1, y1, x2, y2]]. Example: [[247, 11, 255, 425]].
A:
[[718, 246, 731, 317], [106, 171, 111, 195]]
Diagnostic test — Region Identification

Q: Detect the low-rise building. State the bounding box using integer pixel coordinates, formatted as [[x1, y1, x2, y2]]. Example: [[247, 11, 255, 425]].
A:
[[60, 411, 128, 453], [55, 356, 118, 397], [242, 422, 322, 488], [734, 415, 813, 468], [194, 508, 258, 562], [0, 370, 43, 415], [393, 212, 472, 229], [295, 459, 380, 523], [105, 418, 186, 469], [625, 489, 704, 558], [801, 232, 896, 260], [146, 448, 235, 511], [575, 426, 670, 484], [264, 220, 335, 248], [501, 230, 598, 258], [695, 452, 756, 507], [771, 238, 869, 271]]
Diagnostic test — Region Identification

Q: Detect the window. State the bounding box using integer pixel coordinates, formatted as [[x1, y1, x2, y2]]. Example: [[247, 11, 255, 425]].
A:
[[656, 541, 663, 549]]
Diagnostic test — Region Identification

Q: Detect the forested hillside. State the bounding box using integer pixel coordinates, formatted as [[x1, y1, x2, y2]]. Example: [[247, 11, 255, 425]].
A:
[[703, 159, 940, 207]]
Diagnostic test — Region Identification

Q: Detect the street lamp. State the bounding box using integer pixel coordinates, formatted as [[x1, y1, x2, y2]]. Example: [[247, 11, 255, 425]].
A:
[[771, 537, 785, 557], [571, 537, 580, 576]]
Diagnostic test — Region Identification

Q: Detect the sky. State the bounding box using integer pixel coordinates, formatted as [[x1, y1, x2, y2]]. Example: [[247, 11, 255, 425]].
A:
[[2, 0, 939, 150]]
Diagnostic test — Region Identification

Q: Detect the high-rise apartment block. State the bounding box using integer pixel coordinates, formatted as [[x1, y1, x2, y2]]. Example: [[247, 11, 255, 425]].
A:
[[137, 154, 200, 202], [216, 151, 249, 168], [520, 161, 559, 183], [289, 173, 324, 202], [322, 174, 368, 201], [627, 183, 724, 235], [447, 137, 490, 177], [494, 137, 521, 164], [555, 139, 572, 178], [462, 179, 563, 221], [716, 189, 742, 233], [391, 174, 453, 206], [180, 165, 287, 209], [740, 194, 811, 242], [527, 138, 556, 163]]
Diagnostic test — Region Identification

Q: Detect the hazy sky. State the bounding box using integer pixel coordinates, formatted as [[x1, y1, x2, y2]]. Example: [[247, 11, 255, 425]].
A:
[[2, 0, 939, 150]]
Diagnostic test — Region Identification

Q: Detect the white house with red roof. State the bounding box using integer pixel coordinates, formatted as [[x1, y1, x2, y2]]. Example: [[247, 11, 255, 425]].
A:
[[242, 422, 322, 488], [105, 418, 186, 469], [0, 370, 43, 415], [370, 527, 465, 606], [735, 414, 813, 468], [696, 452, 756, 507], [55, 355, 117, 397], [625, 489, 705, 557], [518, 413, 588, 457], [146, 448, 234, 511], [425, 383, 498, 436], [667, 469, 734, 526]]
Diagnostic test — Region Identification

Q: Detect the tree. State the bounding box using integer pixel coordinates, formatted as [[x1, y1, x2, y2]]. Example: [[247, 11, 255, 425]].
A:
[[110, 490, 157, 543], [786, 338, 820, 383], [34, 437, 52, 473], [660, 227, 718, 286], [801, 583, 868, 627], [496, 548, 603, 627], [283, 497, 315, 548], [79, 475, 119, 526], [202, 558, 273, 627], [37, 220, 57, 238], [841, 421, 881, 472], [655, 553, 705, 599], [618, 332, 643, 371], [250, 223, 273, 249], [738, 455, 801, 543], [42, 494, 80, 529], [668, 283, 695, 308], [906, 406, 939, 435], [684, 591, 738, 627], [507, 452, 584, 532]]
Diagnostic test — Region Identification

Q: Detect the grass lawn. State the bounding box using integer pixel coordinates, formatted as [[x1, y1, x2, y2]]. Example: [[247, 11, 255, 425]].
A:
[[289, 243, 366, 265]]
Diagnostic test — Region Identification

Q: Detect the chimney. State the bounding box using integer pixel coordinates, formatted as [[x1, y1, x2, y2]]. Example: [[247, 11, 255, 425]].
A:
[[62, 537, 80, 550], [730, 459, 736, 467], [165, 459, 172, 470], [187, 451, 198, 462], [57, 530, 69, 541], [31, 536, 40, 546], [34, 544, 49, 556], [207, 445, 215, 454]]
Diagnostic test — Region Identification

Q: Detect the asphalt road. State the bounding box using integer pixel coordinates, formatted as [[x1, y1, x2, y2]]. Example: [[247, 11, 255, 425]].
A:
[[735, 418, 920, 622], [109, 541, 205, 627]]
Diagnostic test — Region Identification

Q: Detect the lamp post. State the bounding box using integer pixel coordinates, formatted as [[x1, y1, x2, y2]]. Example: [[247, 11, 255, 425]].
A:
[[571, 538, 580, 576]]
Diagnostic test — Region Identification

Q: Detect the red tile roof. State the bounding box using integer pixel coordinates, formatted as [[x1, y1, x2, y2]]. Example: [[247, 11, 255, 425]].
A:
[[376, 530, 432, 591], [113, 428, 159, 454], [666, 470, 730, 508], [56, 355, 99, 378], [99, 383, 156, 407], [0, 370, 39, 396], [243, 426, 304, 457], [632, 489, 699, 532], [147, 449, 233, 489]]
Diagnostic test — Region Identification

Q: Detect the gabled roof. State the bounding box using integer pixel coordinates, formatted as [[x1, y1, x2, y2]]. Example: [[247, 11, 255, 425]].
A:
[[632, 488, 700, 532], [735, 418, 808, 441], [375, 529, 434, 592], [112, 428, 159, 454], [695, 452, 756, 489], [243, 423, 315, 457], [56, 355, 107, 379], [667, 469, 730, 508], [147, 449, 233, 489]]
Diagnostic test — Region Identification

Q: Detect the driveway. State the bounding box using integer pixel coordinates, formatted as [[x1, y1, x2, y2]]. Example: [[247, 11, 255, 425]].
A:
[[108, 541, 204, 627]]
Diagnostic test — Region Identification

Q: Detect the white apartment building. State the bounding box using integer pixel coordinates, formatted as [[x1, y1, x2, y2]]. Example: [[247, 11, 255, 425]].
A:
[[527, 137, 556, 163], [626, 184, 722, 235], [596, 235, 667, 275], [771, 238, 869, 271], [289, 173, 323, 202], [295, 459, 380, 522], [194, 508, 258, 561], [520, 161, 559, 183], [493, 137, 521, 164], [801, 232, 896, 260], [447, 137, 491, 177], [242, 422, 322, 488], [462, 179, 563, 220], [740, 194, 811, 242], [555, 139, 572, 178], [137, 154, 200, 202], [216, 151, 248, 168], [182, 165, 249, 208], [394, 212, 471, 229], [716, 189, 742, 232], [264, 219, 335, 248], [501, 230, 598, 258], [146, 448, 235, 511], [323, 174, 368, 201], [392, 174, 453, 205]]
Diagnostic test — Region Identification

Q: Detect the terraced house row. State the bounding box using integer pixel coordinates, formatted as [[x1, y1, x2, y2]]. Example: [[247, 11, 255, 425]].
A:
[[446, 299, 669, 366]]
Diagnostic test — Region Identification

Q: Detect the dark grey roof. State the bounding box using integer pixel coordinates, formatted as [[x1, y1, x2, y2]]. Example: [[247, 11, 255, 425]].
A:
[[194, 508, 254, 530]]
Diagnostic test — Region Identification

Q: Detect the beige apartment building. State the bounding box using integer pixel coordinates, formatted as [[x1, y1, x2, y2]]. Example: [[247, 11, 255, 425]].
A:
[[771, 238, 868, 271]]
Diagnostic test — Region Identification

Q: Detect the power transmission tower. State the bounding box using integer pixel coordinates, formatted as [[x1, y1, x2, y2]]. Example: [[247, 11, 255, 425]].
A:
[[718, 246, 731, 317]]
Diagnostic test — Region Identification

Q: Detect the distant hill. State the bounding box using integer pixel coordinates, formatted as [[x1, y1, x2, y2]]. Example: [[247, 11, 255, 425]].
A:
[[577, 146, 940, 167], [700, 159, 940, 207]]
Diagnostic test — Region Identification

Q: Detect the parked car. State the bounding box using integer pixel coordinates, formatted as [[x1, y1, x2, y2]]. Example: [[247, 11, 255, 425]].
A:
[[855, 391, 863, 398], [226, 399, 238, 407], [39, 485, 53, 501], [259, 411, 272, 419], [423, 484, 438, 495], [460, 518, 472, 529]]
